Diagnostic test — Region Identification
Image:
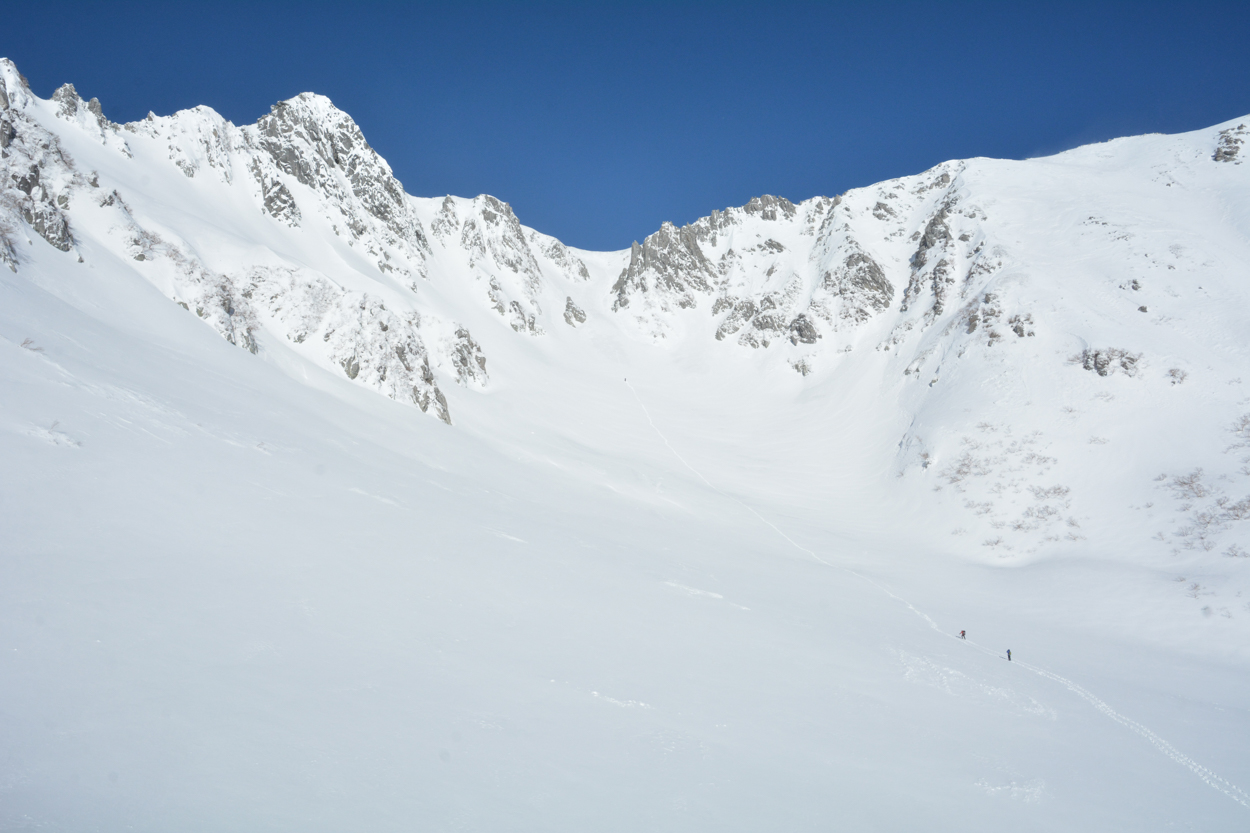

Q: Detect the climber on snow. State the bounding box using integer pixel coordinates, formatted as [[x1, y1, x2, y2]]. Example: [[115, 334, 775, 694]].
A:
[[959, 630, 965, 640], [1006, 649, 1012, 661]]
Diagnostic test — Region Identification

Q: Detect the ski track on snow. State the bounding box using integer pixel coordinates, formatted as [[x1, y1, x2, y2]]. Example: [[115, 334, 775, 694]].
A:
[[625, 379, 1250, 811], [1014, 660, 1250, 807]]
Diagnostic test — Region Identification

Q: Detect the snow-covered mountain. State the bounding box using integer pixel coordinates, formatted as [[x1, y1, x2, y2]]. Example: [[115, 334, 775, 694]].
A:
[[3, 58, 1249, 831]]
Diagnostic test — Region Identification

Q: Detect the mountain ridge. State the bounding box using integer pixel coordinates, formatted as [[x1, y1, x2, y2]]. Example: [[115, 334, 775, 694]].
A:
[[3, 55, 1247, 424]]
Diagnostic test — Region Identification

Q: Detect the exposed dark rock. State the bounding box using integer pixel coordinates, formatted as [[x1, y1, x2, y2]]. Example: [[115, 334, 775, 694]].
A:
[[254, 94, 428, 252], [912, 204, 953, 270], [475, 195, 542, 287], [715, 299, 755, 341], [564, 296, 586, 326], [821, 249, 893, 321], [0, 223, 17, 272], [1007, 313, 1034, 337], [1214, 125, 1245, 164], [451, 328, 488, 384], [508, 299, 540, 334], [1073, 348, 1141, 377], [430, 196, 460, 241], [249, 159, 300, 226], [741, 194, 797, 221], [788, 314, 821, 345], [901, 199, 956, 314], [29, 209, 73, 251], [11, 164, 38, 195], [612, 223, 717, 311], [51, 83, 79, 118]]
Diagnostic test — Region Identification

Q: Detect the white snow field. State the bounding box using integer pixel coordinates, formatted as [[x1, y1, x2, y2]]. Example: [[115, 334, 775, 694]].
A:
[[2, 58, 1249, 830]]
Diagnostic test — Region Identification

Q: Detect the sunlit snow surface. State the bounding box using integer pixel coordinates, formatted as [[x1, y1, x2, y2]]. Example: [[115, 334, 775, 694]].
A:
[[2, 66, 1249, 830]]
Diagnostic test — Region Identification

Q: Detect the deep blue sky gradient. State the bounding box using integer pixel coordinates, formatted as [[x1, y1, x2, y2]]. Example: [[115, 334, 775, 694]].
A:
[[4, 1, 1249, 250]]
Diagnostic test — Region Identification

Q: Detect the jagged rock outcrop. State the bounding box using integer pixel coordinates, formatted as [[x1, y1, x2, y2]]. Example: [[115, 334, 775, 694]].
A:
[[1072, 348, 1141, 378], [423, 194, 594, 336], [816, 248, 893, 322], [564, 296, 586, 326], [450, 328, 488, 387], [0, 115, 75, 255], [897, 165, 994, 322], [467, 195, 540, 282], [250, 158, 301, 226], [253, 94, 429, 257], [0, 63, 81, 257], [322, 296, 451, 422], [1214, 124, 1245, 163], [610, 191, 900, 347], [8, 162, 73, 251], [901, 197, 955, 315], [611, 223, 720, 312]]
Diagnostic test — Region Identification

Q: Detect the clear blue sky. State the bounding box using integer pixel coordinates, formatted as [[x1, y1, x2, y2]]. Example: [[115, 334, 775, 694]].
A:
[[4, 1, 1248, 251]]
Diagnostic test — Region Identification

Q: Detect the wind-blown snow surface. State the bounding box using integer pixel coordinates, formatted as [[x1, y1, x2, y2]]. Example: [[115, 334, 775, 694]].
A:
[[2, 59, 1250, 830]]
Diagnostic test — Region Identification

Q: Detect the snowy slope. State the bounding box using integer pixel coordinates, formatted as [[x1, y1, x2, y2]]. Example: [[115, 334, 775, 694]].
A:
[[2, 58, 1250, 831]]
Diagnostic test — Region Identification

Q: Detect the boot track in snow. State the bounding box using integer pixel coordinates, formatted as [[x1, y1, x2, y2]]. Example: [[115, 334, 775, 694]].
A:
[[626, 378, 1250, 811]]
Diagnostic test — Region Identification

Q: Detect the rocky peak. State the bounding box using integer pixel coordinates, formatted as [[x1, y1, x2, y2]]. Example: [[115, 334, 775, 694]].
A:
[[51, 83, 80, 117], [0, 58, 32, 111], [49, 82, 114, 136], [611, 221, 718, 312], [252, 92, 428, 255]]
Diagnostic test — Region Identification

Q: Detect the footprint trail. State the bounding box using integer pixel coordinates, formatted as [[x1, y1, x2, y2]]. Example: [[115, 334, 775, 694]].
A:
[[625, 378, 1249, 811]]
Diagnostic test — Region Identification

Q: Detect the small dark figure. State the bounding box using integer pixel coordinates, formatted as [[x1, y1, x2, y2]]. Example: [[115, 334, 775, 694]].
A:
[[959, 630, 966, 639], [1006, 649, 1012, 661]]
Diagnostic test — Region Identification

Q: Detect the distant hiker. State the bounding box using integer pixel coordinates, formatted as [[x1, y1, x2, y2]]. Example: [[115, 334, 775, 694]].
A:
[[959, 630, 966, 640], [1006, 649, 1012, 661]]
